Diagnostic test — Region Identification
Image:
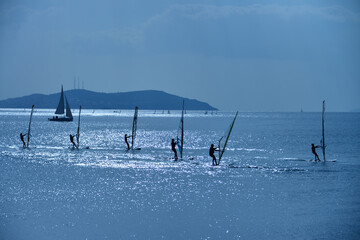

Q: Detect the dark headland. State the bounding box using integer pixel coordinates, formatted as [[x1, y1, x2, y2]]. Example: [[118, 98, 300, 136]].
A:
[[0, 89, 217, 110]]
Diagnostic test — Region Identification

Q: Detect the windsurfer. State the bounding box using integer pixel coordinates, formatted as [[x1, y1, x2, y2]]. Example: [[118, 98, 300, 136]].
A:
[[20, 133, 27, 148], [311, 143, 321, 162], [209, 144, 219, 165], [70, 134, 76, 148], [125, 134, 131, 150], [171, 138, 178, 160]]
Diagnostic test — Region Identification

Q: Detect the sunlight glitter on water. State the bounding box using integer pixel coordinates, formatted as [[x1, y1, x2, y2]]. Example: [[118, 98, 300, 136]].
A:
[[1, 110, 360, 239]]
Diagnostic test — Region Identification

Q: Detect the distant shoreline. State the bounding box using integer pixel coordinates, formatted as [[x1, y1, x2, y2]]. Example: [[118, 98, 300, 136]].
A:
[[0, 108, 357, 113], [0, 89, 217, 111]]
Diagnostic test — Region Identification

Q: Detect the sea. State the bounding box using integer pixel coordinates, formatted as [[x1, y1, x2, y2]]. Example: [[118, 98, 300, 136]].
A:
[[0, 108, 359, 239]]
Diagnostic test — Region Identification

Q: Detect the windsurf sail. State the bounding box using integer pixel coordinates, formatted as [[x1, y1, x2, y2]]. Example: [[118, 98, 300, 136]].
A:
[[218, 111, 238, 164], [76, 106, 81, 149], [177, 100, 184, 158], [55, 86, 65, 115], [131, 106, 139, 149], [26, 105, 35, 148], [321, 100, 326, 161], [65, 96, 73, 119]]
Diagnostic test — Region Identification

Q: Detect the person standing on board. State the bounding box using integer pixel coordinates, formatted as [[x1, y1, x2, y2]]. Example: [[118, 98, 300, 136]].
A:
[[20, 133, 27, 148], [171, 138, 178, 160], [311, 143, 321, 162], [209, 144, 219, 165], [69, 134, 76, 148], [125, 134, 131, 150]]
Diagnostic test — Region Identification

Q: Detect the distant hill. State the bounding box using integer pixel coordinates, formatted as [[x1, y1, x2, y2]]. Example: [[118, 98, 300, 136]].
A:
[[0, 89, 217, 110]]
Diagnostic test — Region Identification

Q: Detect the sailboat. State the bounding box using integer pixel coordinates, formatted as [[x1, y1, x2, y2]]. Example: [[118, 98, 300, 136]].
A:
[[218, 111, 238, 165], [49, 85, 73, 122], [176, 100, 184, 159]]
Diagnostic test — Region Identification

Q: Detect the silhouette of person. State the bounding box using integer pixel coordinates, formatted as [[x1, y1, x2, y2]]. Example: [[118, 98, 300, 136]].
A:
[[171, 138, 178, 160], [312, 143, 321, 162], [125, 134, 131, 150], [20, 133, 27, 148], [209, 144, 219, 165], [69, 134, 76, 148]]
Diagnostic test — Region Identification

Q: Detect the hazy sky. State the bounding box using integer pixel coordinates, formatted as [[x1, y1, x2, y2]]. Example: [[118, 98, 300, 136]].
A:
[[0, 0, 359, 111]]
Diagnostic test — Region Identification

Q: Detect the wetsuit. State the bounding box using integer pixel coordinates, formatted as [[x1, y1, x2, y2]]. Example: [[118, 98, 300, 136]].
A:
[[125, 135, 130, 150], [209, 145, 217, 165], [171, 140, 178, 160], [312, 144, 320, 161], [70, 134, 76, 148], [20, 133, 26, 148]]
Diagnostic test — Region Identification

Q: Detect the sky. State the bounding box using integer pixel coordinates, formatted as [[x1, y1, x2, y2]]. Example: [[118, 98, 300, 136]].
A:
[[0, 0, 359, 111]]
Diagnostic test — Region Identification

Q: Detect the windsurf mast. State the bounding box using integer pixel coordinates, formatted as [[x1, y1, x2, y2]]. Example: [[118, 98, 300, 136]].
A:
[[131, 106, 139, 150], [322, 100, 326, 162], [27, 105, 35, 148], [218, 111, 238, 164], [76, 106, 81, 149], [177, 100, 184, 158]]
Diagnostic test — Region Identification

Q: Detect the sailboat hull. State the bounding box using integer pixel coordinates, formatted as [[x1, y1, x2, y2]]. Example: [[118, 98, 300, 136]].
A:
[[48, 117, 73, 122]]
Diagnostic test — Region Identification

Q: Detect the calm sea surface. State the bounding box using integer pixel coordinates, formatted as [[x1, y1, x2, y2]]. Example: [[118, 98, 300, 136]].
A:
[[1, 109, 359, 239]]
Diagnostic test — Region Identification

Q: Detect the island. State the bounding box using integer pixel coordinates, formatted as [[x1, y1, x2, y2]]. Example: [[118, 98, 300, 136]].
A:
[[0, 89, 217, 110]]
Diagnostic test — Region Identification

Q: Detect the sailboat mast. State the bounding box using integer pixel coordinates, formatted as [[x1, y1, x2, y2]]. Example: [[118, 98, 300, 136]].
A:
[[322, 100, 326, 162], [27, 105, 35, 148]]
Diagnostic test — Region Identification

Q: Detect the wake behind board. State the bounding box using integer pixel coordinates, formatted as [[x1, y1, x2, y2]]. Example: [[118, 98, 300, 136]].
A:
[[309, 159, 336, 162], [21, 146, 33, 150], [282, 158, 336, 163], [169, 156, 196, 163], [68, 146, 90, 150], [126, 147, 141, 152]]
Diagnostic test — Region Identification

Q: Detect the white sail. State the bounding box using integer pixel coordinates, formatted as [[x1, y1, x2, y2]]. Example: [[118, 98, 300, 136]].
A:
[[65, 96, 73, 119], [218, 111, 238, 164], [27, 105, 35, 148], [55, 85, 65, 114], [177, 100, 184, 158], [131, 106, 139, 149]]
